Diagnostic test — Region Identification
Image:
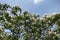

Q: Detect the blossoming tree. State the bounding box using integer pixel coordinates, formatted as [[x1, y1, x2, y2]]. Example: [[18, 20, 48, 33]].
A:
[[0, 3, 60, 40]]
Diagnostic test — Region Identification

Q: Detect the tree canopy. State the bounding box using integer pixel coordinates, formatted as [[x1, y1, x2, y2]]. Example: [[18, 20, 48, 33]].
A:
[[0, 3, 60, 40]]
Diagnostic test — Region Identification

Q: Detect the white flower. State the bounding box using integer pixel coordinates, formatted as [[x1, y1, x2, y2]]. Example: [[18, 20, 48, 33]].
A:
[[54, 32, 56, 34]]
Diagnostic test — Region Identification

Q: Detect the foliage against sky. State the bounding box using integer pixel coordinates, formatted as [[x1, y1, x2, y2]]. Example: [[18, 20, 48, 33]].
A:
[[0, 3, 60, 40], [0, 0, 60, 16]]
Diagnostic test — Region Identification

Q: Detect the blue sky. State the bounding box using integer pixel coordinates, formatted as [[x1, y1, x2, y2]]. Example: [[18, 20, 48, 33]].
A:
[[0, 0, 60, 16]]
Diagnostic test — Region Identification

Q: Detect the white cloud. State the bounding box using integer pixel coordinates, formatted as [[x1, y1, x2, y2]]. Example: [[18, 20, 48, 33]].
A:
[[34, 0, 43, 4]]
